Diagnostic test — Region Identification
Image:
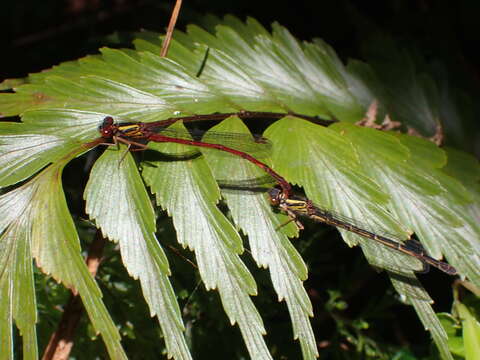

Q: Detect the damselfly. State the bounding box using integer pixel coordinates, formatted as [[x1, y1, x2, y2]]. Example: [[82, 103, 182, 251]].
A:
[[98, 116, 292, 196], [268, 188, 457, 275]]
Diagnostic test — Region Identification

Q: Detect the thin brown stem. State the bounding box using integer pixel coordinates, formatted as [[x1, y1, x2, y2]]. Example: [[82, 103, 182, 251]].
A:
[[42, 231, 107, 360], [160, 0, 183, 57]]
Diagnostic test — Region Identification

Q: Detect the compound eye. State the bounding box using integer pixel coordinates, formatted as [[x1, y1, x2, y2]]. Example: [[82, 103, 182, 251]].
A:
[[103, 116, 114, 126], [99, 116, 113, 128]]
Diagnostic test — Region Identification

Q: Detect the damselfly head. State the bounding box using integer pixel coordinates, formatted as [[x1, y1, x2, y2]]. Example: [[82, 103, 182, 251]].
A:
[[267, 187, 283, 205], [99, 116, 116, 138]]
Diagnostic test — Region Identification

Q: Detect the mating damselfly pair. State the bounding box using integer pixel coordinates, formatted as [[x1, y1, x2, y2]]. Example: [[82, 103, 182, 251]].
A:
[[92, 115, 457, 276]]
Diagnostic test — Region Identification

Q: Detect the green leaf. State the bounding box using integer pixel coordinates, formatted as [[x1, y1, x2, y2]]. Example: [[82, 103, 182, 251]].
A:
[[437, 313, 465, 357], [0, 109, 103, 187], [326, 122, 480, 359], [0, 77, 28, 90], [265, 117, 432, 274], [392, 281, 453, 360], [202, 117, 316, 359], [84, 145, 192, 360], [457, 302, 480, 360], [442, 147, 480, 188], [0, 275, 14, 360], [330, 123, 479, 283], [141, 121, 275, 360], [0, 158, 126, 359], [264, 118, 457, 358]]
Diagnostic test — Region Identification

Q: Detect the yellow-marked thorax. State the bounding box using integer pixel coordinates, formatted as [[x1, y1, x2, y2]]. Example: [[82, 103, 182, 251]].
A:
[[117, 124, 144, 138]]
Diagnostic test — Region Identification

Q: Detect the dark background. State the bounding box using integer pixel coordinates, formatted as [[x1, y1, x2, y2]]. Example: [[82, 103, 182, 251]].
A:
[[2, 1, 476, 358], [2, 0, 480, 86]]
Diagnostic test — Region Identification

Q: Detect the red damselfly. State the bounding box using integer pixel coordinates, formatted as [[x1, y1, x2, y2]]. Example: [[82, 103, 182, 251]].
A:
[[98, 116, 292, 196]]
